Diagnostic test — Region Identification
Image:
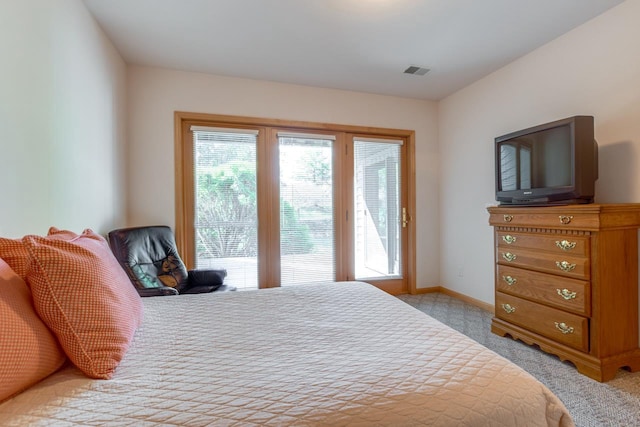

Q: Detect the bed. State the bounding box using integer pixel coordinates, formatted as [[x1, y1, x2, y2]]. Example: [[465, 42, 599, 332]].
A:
[[0, 280, 573, 426]]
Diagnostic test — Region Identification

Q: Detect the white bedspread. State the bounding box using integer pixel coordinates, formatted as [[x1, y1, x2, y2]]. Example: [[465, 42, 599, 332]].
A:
[[0, 281, 573, 426]]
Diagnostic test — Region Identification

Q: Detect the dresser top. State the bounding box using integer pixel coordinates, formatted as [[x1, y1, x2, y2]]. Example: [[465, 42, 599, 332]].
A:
[[487, 203, 640, 231]]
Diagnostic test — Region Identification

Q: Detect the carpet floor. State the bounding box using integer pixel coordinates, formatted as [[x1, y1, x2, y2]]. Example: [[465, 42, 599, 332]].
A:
[[396, 292, 640, 427]]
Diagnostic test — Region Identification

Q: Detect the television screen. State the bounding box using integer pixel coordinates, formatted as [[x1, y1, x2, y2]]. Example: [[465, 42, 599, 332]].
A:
[[495, 116, 597, 206], [498, 124, 571, 191]]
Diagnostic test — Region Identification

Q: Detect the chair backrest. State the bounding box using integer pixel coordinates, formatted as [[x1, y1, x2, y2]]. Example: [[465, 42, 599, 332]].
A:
[[108, 226, 189, 296]]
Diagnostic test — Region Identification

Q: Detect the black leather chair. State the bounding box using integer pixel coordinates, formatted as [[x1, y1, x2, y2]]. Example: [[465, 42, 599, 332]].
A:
[[107, 225, 233, 297]]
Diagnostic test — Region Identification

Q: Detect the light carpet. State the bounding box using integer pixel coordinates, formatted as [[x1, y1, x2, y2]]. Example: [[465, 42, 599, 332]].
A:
[[397, 292, 640, 427]]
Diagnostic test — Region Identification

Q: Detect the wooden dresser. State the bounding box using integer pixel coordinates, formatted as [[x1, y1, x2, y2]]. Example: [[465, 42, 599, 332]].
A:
[[487, 203, 640, 381]]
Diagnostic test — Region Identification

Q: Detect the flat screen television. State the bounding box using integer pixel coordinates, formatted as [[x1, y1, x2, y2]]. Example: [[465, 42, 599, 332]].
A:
[[495, 116, 598, 206]]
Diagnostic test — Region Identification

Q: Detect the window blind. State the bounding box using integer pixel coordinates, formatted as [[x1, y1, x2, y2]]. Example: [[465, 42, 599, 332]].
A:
[[278, 135, 335, 286], [192, 128, 259, 289]]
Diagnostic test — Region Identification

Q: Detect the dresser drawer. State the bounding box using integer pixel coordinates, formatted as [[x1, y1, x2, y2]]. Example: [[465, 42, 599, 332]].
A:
[[496, 247, 590, 279], [489, 211, 599, 230], [496, 265, 590, 316], [495, 292, 588, 352], [496, 231, 589, 257]]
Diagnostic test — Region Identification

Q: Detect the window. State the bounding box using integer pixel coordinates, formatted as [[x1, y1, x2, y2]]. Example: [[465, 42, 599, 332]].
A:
[[278, 133, 336, 286], [353, 138, 402, 279], [175, 113, 416, 294], [192, 126, 259, 289]]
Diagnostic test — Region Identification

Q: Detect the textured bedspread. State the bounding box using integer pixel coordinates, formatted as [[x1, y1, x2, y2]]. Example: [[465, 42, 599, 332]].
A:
[[0, 281, 573, 426]]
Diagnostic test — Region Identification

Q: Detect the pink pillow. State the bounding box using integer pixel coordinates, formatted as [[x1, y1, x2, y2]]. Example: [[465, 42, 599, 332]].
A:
[[0, 230, 73, 279], [0, 259, 66, 402], [0, 237, 31, 279], [47, 226, 80, 239], [23, 229, 143, 379]]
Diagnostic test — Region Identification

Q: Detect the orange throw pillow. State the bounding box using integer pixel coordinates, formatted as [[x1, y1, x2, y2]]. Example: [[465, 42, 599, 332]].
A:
[[0, 229, 77, 279], [23, 229, 143, 379], [0, 259, 66, 402], [0, 237, 32, 279], [46, 226, 81, 240]]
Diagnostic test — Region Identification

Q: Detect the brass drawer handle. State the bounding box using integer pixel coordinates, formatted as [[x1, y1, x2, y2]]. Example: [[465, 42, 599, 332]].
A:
[[503, 214, 513, 223], [559, 215, 573, 225], [501, 304, 516, 314], [556, 260, 576, 272], [502, 235, 517, 244], [556, 240, 577, 251], [502, 275, 517, 286], [557, 288, 577, 300], [555, 322, 574, 334], [502, 252, 517, 262]]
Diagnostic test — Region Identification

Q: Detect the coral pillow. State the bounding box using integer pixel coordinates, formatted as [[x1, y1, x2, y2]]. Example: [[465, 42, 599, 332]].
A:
[[0, 259, 66, 402], [23, 229, 143, 379], [0, 237, 31, 279], [0, 229, 76, 279], [47, 226, 81, 240]]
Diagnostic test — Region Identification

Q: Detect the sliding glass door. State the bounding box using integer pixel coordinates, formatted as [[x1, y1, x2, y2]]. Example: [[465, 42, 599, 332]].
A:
[[192, 127, 259, 289], [278, 134, 336, 286], [179, 116, 412, 293], [353, 139, 402, 279]]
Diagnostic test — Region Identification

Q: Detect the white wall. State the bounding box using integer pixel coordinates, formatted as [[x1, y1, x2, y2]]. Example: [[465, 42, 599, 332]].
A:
[[0, 0, 127, 237], [127, 67, 440, 288], [438, 0, 640, 304], [11, 0, 633, 299]]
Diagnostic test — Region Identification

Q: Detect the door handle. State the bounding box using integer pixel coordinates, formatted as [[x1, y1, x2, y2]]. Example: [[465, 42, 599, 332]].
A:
[[402, 208, 411, 228]]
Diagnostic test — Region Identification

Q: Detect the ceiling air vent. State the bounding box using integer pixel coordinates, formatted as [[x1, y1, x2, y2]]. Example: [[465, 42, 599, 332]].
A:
[[404, 66, 430, 76]]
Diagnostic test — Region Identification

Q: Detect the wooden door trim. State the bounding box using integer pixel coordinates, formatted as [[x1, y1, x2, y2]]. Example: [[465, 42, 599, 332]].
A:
[[174, 111, 416, 292]]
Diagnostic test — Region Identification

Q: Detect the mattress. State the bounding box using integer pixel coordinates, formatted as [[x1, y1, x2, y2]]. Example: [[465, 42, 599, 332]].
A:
[[0, 281, 573, 426]]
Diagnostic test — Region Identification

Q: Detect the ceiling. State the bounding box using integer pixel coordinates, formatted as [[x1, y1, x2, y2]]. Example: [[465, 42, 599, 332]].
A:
[[83, 0, 623, 101]]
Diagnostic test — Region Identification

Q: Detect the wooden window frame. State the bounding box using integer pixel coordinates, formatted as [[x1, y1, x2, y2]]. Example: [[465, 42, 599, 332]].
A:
[[174, 111, 417, 293]]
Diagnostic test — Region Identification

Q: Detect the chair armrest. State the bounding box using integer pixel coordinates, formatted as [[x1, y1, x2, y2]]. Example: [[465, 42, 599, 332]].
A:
[[138, 286, 179, 297], [187, 269, 227, 288]]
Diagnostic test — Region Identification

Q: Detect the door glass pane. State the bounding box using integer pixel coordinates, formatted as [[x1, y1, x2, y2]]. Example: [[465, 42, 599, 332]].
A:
[[500, 144, 517, 191], [354, 140, 401, 279], [193, 130, 258, 290], [520, 146, 531, 189], [278, 136, 335, 286]]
